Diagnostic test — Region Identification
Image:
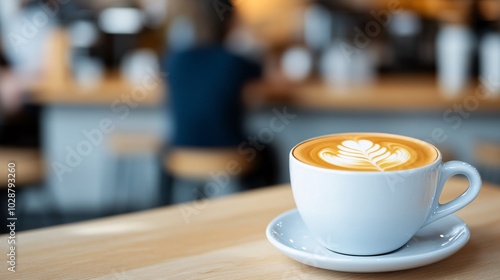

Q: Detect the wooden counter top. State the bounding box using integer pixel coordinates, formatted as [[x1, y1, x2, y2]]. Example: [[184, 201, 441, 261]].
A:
[[2, 178, 500, 279], [248, 75, 500, 112], [29, 72, 164, 106]]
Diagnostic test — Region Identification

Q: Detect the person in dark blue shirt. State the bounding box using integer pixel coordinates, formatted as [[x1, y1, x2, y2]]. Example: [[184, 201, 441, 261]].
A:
[[165, 45, 261, 147], [161, 0, 278, 203]]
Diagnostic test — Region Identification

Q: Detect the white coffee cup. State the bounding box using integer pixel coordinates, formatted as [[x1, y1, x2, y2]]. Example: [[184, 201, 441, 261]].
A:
[[290, 134, 482, 256]]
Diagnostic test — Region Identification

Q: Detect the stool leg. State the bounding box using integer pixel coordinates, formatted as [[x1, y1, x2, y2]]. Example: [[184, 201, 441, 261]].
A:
[[195, 182, 205, 200], [112, 156, 129, 215], [0, 189, 7, 234], [159, 169, 174, 206]]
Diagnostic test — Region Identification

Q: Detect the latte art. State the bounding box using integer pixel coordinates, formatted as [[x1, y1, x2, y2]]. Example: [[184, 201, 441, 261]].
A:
[[319, 139, 412, 171], [293, 133, 438, 172]]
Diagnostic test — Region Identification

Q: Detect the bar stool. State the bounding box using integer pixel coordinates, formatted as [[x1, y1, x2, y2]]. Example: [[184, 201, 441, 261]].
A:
[[106, 133, 162, 214], [474, 140, 500, 185], [162, 148, 256, 205], [0, 148, 44, 186], [0, 147, 45, 232]]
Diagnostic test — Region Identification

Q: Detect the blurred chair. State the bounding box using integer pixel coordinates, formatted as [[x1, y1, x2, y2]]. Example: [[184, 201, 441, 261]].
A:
[[474, 140, 500, 185], [435, 145, 456, 163], [106, 132, 162, 214], [0, 147, 44, 187], [0, 147, 44, 233], [162, 148, 256, 205]]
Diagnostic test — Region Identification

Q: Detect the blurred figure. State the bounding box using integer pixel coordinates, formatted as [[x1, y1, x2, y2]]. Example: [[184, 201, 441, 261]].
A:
[[165, 9, 260, 147], [0, 0, 50, 148], [162, 0, 277, 203], [0, 42, 40, 148], [0, 45, 22, 116], [1, 0, 56, 86]]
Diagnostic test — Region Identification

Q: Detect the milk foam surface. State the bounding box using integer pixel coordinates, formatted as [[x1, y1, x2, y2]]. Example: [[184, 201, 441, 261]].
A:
[[293, 133, 438, 172]]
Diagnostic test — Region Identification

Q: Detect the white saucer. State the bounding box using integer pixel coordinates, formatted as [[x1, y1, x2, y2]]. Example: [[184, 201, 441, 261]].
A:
[[266, 209, 470, 273]]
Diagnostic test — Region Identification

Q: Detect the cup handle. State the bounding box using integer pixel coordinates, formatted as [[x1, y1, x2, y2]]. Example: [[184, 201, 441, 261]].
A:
[[422, 161, 482, 227]]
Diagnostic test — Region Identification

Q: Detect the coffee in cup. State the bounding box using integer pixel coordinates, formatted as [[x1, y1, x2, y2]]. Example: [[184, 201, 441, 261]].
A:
[[293, 133, 438, 172], [290, 132, 481, 255]]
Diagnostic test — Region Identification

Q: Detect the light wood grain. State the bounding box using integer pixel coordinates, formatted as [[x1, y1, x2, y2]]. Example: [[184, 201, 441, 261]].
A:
[[1, 178, 499, 279]]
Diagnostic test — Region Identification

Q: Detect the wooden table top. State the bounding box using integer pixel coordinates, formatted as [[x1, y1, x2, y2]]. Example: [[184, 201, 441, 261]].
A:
[[2, 178, 500, 279]]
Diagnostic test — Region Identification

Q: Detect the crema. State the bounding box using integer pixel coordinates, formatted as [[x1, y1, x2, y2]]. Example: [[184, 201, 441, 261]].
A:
[[292, 133, 439, 172]]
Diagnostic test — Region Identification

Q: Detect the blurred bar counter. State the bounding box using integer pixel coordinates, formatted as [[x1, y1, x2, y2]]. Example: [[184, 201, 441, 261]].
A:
[[29, 72, 163, 106], [29, 74, 500, 112], [247, 76, 500, 112], [26, 28, 500, 111]]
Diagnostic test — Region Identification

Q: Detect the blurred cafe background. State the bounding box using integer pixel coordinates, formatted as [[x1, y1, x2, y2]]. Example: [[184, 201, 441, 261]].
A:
[[0, 0, 499, 232]]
